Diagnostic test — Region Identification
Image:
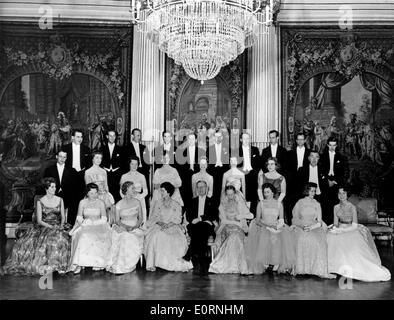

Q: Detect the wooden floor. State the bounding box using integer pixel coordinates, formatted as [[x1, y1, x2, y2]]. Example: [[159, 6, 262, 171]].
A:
[[0, 242, 393, 300]]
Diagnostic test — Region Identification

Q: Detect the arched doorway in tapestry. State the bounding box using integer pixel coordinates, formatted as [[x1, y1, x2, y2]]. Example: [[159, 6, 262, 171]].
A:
[[165, 54, 246, 150]]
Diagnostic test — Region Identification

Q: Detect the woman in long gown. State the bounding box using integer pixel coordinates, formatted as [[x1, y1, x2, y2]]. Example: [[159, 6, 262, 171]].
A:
[[119, 156, 148, 223], [144, 182, 193, 272], [327, 186, 391, 282], [152, 152, 183, 207], [209, 185, 253, 274], [257, 157, 286, 203], [85, 151, 115, 223], [191, 156, 213, 198], [3, 177, 71, 275], [291, 182, 334, 278], [245, 183, 295, 274], [106, 181, 144, 274], [221, 157, 246, 200], [68, 183, 112, 274]]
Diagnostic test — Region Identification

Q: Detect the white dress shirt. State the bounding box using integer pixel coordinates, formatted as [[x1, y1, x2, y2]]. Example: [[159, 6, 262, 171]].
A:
[[329, 151, 335, 176], [270, 144, 278, 158], [215, 143, 223, 167], [242, 145, 253, 171], [309, 165, 321, 195], [108, 143, 115, 158], [132, 141, 142, 167], [296, 146, 305, 169], [57, 163, 65, 184], [163, 143, 171, 152], [108, 143, 115, 170], [198, 195, 206, 218], [188, 146, 195, 170], [71, 143, 81, 172]]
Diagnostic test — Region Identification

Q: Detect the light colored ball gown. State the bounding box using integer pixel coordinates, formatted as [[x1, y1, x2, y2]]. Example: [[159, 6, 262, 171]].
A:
[[209, 193, 253, 274], [291, 197, 334, 278], [120, 170, 148, 223], [3, 198, 71, 275], [106, 201, 144, 274], [152, 166, 184, 206], [327, 202, 391, 282], [144, 198, 192, 272], [68, 202, 112, 271], [245, 200, 295, 274]]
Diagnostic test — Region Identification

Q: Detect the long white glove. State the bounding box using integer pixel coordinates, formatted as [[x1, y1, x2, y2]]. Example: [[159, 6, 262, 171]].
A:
[[308, 222, 321, 231], [277, 218, 285, 229], [76, 216, 84, 224], [69, 216, 84, 236], [331, 222, 358, 234]]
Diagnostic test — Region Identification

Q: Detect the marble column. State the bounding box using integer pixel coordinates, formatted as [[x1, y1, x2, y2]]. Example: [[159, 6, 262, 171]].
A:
[[246, 25, 280, 150], [130, 28, 166, 145]]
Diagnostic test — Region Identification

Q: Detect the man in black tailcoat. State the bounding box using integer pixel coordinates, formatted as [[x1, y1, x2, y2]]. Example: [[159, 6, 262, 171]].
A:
[[207, 130, 229, 208], [286, 132, 310, 223], [100, 129, 127, 203], [176, 132, 206, 210], [320, 137, 349, 225], [43, 150, 74, 221], [235, 132, 260, 216], [61, 129, 91, 224], [261, 130, 287, 175]]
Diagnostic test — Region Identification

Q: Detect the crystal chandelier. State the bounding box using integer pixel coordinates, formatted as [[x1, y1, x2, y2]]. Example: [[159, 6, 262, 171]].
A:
[[130, 0, 278, 82]]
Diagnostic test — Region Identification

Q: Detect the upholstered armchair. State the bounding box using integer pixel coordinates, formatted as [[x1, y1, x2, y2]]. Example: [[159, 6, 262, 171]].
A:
[[349, 196, 394, 245]]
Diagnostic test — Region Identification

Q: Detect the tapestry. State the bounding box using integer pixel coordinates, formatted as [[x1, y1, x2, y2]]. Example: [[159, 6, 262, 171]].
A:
[[281, 28, 394, 210]]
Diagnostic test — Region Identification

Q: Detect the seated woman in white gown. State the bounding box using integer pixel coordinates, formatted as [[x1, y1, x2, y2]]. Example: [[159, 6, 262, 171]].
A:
[[209, 185, 253, 274], [291, 182, 334, 279], [327, 186, 391, 282], [68, 183, 112, 274], [85, 151, 115, 223], [151, 152, 183, 207], [144, 182, 193, 272], [106, 181, 144, 274], [245, 183, 294, 274]]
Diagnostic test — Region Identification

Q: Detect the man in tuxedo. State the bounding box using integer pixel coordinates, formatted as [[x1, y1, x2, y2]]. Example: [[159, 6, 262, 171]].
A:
[[207, 130, 229, 208], [61, 129, 91, 224], [286, 133, 310, 223], [176, 132, 206, 210], [320, 137, 349, 225], [128, 128, 151, 208], [183, 180, 218, 276], [154, 131, 177, 169], [261, 130, 287, 175], [287, 133, 310, 175], [235, 132, 260, 215], [43, 150, 74, 223], [100, 130, 126, 203], [297, 150, 327, 206]]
